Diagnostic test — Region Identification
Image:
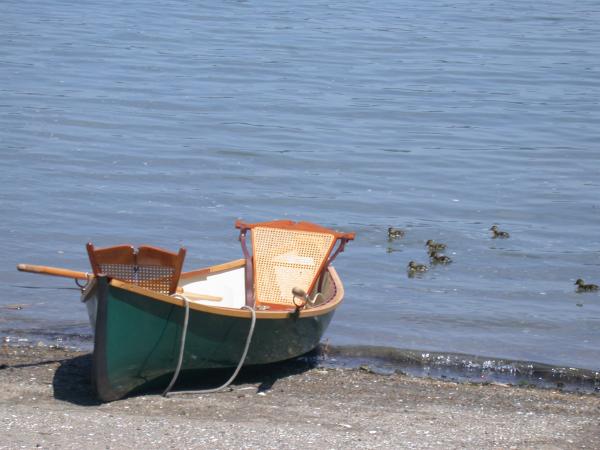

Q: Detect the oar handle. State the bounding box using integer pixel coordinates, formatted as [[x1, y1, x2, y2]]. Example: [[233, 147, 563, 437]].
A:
[[17, 264, 91, 281]]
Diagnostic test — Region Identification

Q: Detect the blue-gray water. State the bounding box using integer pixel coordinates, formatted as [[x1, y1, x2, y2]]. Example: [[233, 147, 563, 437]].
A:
[[1, 0, 599, 373]]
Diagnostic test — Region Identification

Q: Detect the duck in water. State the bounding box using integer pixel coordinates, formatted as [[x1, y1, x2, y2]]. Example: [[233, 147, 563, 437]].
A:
[[575, 279, 599, 292], [388, 227, 405, 239], [426, 239, 446, 252], [428, 250, 452, 264], [490, 225, 510, 238], [407, 261, 428, 273]]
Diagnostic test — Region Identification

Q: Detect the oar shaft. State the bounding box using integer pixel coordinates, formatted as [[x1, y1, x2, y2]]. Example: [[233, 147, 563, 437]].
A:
[[17, 264, 90, 281]]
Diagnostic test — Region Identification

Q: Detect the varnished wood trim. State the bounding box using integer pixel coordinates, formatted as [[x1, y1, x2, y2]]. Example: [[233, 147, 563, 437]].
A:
[[235, 219, 355, 241], [87, 243, 136, 274], [86, 243, 186, 295], [181, 292, 223, 302], [110, 264, 344, 320], [180, 258, 246, 280]]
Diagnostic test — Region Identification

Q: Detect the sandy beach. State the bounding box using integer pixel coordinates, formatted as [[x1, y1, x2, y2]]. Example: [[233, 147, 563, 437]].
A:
[[0, 344, 598, 449]]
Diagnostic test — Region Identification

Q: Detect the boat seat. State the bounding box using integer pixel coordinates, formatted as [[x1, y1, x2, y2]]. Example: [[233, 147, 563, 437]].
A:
[[86, 243, 186, 295], [235, 220, 354, 309]]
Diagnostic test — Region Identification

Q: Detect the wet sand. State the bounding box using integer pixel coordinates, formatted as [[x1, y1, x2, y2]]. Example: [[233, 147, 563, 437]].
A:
[[1, 345, 598, 449]]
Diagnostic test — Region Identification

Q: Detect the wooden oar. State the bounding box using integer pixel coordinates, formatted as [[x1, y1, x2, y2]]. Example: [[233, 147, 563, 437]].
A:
[[16, 264, 91, 281]]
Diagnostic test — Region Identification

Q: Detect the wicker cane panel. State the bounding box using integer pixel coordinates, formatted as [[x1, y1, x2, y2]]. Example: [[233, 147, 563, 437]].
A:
[[252, 227, 336, 306], [99, 264, 175, 295]]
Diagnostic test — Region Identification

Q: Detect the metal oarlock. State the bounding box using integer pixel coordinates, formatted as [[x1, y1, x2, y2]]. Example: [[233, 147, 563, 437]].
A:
[[75, 273, 92, 291]]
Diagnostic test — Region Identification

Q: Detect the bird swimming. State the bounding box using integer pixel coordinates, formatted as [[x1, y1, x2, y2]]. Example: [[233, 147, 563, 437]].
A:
[[388, 227, 405, 239], [407, 261, 428, 272], [428, 250, 452, 264], [490, 225, 510, 238], [575, 279, 599, 292], [426, 239, 446, 252]]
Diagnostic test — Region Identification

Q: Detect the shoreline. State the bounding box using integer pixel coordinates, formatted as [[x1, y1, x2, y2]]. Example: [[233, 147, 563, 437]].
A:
[[4, 333, 599, 393], [1, 344, 599, 449], [322, 345, 600, 394]]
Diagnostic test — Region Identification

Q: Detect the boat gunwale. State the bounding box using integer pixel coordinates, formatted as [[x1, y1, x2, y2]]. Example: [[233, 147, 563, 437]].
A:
[[109, 261, 344, 320], [180, 258, 246, 280]]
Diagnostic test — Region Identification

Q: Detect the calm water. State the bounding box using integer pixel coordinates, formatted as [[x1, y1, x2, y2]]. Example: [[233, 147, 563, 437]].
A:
[[1, 0, 599, 372]]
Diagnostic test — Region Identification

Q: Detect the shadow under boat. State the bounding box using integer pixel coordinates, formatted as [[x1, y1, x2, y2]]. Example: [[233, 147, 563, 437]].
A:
[[52, 348, 322, 406]]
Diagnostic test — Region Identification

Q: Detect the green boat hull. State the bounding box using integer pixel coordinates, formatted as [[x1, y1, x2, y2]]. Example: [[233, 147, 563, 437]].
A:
[[91, 277, 335, 401]]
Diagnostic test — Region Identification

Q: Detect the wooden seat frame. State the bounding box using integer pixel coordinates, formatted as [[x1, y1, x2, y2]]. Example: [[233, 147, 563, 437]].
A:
[[86, 243, 186, 295], [235, 220, 354, 309]]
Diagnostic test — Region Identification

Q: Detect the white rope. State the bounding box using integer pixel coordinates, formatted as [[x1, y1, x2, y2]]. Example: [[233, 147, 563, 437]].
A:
[[162, 294, 190, 396], [163, 297, 256, 397]]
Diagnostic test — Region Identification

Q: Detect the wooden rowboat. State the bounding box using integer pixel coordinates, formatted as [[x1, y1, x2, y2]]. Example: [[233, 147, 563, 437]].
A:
[[18, 220, 354, 401], [83, 259, 344, 401]]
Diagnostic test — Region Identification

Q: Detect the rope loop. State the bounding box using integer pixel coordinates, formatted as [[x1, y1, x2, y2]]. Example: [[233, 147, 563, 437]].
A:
[[163, 299, 256, 397]]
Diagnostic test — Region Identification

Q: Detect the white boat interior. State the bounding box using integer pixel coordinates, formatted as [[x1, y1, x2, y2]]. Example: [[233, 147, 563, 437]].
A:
[[180, 265, 246, 309], [178, 259, 337, 311]]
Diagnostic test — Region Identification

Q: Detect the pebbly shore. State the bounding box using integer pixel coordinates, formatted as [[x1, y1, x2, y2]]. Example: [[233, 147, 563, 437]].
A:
[[1, 344, 598, 449]]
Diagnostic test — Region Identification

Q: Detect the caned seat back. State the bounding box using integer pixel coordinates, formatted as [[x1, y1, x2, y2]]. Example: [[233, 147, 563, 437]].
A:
[[236, 220, 354, 309], [86, 243, 186, 295]]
